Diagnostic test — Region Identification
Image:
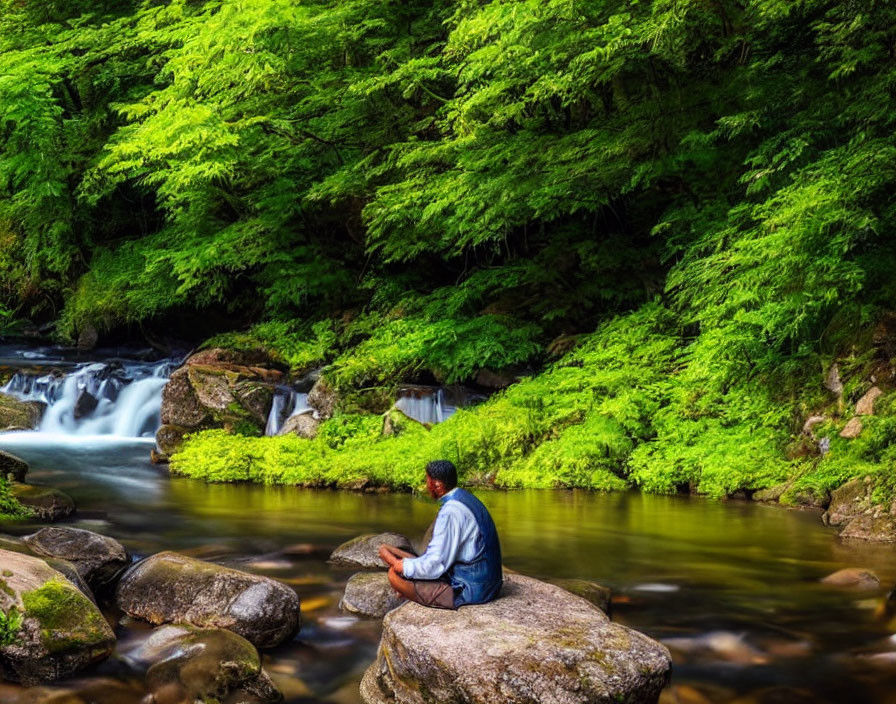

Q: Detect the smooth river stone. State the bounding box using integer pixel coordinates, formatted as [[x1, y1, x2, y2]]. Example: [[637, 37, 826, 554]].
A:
[[23, 526, 129, 592], [821, 568, 881, 590], [329, 533, 414, 569], [360, 574, 671, 704], [340, 572, 403, 618], [132, 624, 281, 704], [115, 551, 300, 648]]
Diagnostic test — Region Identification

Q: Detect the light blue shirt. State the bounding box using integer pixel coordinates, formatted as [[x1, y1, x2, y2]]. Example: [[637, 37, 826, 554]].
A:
[[402, 488, 481, 581]]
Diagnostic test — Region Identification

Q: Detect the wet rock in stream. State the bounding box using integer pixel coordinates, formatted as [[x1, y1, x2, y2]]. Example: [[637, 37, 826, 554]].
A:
[[115, 551, 301, 648], [0, 449, 29, 482], [328, 533, 414, 570], [9, 483, 76, 521], [125, 624, 281, 704], [23, 526, 129, 593]]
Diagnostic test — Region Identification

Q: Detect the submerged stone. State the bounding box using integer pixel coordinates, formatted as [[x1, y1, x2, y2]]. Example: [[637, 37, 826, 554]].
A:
[[360, 574, 670, 704], [129, 624, 281, 704], [10, 483, 75, 521], [821, 568, 880, 590], [115, 551, 300, 648]]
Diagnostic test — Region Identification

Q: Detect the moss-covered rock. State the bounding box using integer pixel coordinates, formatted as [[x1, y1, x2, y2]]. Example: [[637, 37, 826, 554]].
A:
[[0, 549, 115, 684], [159, 350, 285, 452], [10, 483, 75, 522], [360, 574, 670, 704], [381, 408, 422, 437], [0, 393, 44, 432], [155, 424, 188, 456], [115, 551, 300, 648]]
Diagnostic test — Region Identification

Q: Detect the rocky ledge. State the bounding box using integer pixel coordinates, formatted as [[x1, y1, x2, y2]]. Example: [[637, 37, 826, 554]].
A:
[[360, 573, 671, 704]]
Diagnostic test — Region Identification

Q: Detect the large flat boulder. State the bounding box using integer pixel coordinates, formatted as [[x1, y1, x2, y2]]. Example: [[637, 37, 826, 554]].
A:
[[340, 572, 403, 618], [329, 533, 414, 570], [0, 549, 115, 684], [23, 527, 129, 592], [360, 574, 671, 704], [115, 551, 300, 648]]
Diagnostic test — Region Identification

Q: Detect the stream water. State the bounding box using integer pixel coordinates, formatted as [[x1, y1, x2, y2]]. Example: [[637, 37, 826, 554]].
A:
[[1, 350, 896, 703]]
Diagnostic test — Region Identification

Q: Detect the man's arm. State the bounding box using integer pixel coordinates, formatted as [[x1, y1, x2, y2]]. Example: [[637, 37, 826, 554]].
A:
[[378, 544, 414, 573], [401, 505, 463, 581]]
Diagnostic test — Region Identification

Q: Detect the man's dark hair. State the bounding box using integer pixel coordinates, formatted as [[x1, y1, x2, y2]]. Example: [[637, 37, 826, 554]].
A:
[[426, 460, 457, 489]]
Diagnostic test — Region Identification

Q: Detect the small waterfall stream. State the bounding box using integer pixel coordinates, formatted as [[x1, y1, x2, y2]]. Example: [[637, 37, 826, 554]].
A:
[[265, 386, 313, 436], [1, 357, 177, 439]]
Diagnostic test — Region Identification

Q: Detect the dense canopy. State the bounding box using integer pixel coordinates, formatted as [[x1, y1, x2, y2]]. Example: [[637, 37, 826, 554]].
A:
[[2, 0, 895, 497]]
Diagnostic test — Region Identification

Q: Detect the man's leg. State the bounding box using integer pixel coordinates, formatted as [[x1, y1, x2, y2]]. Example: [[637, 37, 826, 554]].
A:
[[387, 568, 456, 609], [387, 567, 419, 602]]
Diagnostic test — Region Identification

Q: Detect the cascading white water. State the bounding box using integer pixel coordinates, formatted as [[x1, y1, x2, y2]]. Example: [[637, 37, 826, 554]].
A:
[[1, 358, 177, 439], [394, 386, 485, 425], [265, 386, 313, 436]]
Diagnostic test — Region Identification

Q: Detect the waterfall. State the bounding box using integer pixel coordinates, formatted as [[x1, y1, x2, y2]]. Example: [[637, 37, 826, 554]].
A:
[[394, 386, 485, 425], [265, 386, 313, 436], [1, 357, 177, 439]]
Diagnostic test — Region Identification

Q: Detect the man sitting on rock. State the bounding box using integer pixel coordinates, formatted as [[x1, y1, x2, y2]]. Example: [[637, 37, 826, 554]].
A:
[[379, 459, 503, 609]]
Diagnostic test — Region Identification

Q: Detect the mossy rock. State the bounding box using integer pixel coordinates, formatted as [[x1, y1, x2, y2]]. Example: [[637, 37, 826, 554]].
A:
[[0, 393, 44, 432], [752, 483, 790, 503], [381, 408, 424, 438], [780, 485, 830, 509], [0, 549, 115, 684], [155, 424, 188, 456], [10, 484, 75, 522]]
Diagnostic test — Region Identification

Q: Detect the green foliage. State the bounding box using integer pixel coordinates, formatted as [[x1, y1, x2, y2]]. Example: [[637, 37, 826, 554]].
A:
[[0, 605, 23, 648], [0, 476, 30, 520], [5, 0, 896, 496]]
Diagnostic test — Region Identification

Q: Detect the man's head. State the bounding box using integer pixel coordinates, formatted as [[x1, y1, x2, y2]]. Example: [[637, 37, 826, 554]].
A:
[[425, 459, 457, 499]]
